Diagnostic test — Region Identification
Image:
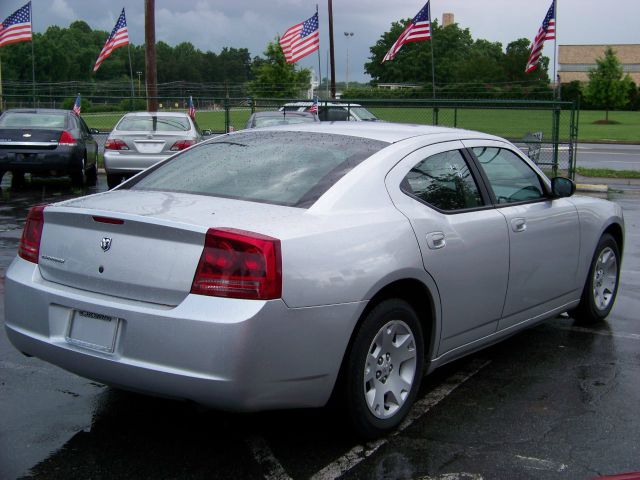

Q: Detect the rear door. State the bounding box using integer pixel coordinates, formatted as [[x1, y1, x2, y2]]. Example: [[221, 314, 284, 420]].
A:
[[386, 141, 510, 354], [464, 140, 580, 329]]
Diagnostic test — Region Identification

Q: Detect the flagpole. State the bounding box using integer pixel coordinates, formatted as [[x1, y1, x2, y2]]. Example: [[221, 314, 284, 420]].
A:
[[127, 42, 135, 108], [30, 1, 36, 106], [316, 4, 322, 98], [429, 1, 436, 123], [553, 0, 559, 99]]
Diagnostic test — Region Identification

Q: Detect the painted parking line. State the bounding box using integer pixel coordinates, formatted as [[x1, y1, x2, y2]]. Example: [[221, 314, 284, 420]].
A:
[[246, 435, 293, 480], [309, 358, 491, 480], [555, 325, 640, 341], [514, 454, 568, 472]]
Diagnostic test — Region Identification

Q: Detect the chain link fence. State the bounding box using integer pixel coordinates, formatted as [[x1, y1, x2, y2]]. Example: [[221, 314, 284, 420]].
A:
[[1, 95, 578, 178]]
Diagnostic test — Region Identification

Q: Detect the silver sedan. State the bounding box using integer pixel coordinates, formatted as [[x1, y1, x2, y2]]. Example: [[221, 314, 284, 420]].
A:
[[103, 111, 203, 189], [4, 123, 624, 438]]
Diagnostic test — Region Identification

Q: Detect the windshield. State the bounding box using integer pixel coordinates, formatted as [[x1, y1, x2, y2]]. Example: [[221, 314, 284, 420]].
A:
[[116, 115, 191, 132], [128, 131, 388, 208], [0, 112, 67, 129]]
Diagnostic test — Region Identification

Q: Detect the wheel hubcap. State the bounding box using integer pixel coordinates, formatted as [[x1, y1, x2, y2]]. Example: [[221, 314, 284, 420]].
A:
[[592, 247, 617, 311], [363, 320, 417, 419]]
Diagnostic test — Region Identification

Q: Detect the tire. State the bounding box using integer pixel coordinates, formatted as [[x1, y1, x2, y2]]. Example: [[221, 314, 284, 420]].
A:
[[10, 171, 26, 189], [345, 299, 424, 439], [571, 233, 620, 324], [0, 170, 5, 187], [86, 163, 98, 187], [70, 158, 86, 188], [107, 173, 123, 189]]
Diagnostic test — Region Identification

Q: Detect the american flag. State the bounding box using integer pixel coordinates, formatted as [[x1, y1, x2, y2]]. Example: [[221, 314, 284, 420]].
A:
[[383, 1, 431, 62], [279, 12, 319, 64], [188, 96, 196, 120], [93, 8, 129, 73], [525, 1, 556, 73], [309, 96, 318, 114], [72, 94, 81, 115], [0, 2, 32, 48]]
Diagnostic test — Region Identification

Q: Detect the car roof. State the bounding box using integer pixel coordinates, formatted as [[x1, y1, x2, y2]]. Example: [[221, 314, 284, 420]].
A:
[[2, 108, 71, 115], [245, 122, 502, 144], [282, 102, 363, 107]]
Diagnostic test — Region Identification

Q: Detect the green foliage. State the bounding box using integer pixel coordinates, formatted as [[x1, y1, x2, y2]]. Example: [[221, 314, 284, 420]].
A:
[[365, 21, 550, 92], [0, 22, 253, 85], [61, 96, 92, 111], [585, 47, 635, 120], [248, 41, 311, 98]]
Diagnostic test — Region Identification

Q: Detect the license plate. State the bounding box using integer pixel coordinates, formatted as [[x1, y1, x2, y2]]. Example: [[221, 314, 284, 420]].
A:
[[66, 310, 120, 353], [135, 141, 164, 154]]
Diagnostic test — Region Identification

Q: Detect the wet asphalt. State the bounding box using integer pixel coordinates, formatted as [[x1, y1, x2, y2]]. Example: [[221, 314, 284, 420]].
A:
[[0, 176, 639, 480]]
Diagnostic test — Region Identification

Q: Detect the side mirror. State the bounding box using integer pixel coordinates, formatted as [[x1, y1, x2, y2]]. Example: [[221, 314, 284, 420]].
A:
[[201, 129, 212, 136], [551, 177, 576, 198], [89, 128, 100, 134]]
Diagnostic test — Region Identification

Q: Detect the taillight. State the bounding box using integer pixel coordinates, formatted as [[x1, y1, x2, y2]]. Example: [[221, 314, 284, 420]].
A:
[[170, 139, 196, 151], [191, 228, 282, 300], [18, 205, 46, 264], [58, 131, 77, 146], [105, 139, 129, 150]]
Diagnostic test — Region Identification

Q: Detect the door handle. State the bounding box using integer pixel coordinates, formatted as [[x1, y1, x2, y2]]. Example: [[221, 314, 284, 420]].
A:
[[511, 218, 527, 233], [426, 232, 446, 250]]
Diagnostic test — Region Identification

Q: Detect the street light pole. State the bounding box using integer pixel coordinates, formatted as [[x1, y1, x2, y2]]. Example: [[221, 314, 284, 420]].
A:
[[344, 32, 354, 91], [136, 71, 142, 96]]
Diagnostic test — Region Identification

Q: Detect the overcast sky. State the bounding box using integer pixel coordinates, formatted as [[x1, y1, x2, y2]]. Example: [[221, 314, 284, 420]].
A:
[[5, 0, 640, 82]]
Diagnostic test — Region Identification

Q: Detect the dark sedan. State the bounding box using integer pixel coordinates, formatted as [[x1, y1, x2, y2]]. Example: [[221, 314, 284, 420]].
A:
[[0, 109, 99, 188], [244, 110, 318, 129]]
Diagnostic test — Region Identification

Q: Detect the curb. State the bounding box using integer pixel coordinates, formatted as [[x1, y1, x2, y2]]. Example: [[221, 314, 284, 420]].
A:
[[576, 183, 608, 193]]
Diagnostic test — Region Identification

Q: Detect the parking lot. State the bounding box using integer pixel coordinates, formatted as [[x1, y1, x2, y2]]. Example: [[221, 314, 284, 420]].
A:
[[1, 176, 639, 480]]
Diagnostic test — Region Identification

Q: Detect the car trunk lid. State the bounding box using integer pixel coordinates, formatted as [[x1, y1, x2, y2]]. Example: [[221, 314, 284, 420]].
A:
[[37, 190, 306, 305], [0, 128, 64, 150]]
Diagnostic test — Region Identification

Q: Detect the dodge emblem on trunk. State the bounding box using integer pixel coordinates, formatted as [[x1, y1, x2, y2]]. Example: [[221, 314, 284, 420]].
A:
[[101, 237, 112, 252]]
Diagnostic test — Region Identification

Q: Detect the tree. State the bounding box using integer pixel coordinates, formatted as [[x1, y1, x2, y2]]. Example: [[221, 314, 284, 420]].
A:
[[248, 41, 310, 98], [585, 47, 634, 121]]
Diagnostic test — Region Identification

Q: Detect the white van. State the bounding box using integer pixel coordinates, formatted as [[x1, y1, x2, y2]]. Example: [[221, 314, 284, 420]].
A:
[[280, 102, 380, 122]]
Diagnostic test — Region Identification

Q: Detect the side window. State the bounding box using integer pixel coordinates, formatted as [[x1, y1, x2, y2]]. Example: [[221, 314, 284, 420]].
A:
[[78, 117, 90, 136], [472, 147, 545, 204], [402, 150, 484, 211]]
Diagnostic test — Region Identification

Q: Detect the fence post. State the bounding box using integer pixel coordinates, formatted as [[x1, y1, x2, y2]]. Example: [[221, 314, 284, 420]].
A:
[[224, 98, 230, 133], [454, 107, 458, 128], [250, 97, 255, 114]]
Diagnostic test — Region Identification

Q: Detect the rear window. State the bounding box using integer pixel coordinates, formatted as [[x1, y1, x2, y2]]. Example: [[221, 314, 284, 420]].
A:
[[128, 131, 388, 208], [254, 116, 314, 128], [0, 112, 67, 129], [116, 115, 190, 132]]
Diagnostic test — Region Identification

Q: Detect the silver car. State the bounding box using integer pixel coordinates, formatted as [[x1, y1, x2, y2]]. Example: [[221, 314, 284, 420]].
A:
[[5, 123, 624, 438], [104, 111, 203, 189]]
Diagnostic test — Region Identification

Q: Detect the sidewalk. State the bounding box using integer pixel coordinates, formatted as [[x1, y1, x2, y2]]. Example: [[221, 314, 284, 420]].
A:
[[574, 174, 640, 195]]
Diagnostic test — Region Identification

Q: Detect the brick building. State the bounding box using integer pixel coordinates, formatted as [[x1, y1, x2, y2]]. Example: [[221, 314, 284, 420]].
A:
[[558, 44, 640, 84]]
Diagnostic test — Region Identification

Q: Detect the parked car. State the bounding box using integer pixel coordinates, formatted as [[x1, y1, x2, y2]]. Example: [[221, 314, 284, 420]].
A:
[[280, 101, 380, 122], [104, 111, 203, 189], [5, 123, 624, 438], [245, 111, 319, 129], [0, 108, 99, 188]]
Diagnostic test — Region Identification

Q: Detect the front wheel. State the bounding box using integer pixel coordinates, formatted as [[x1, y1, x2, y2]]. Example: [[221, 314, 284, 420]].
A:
[[106, 173, 124, 189], [345, 299, 424, 439], [86, 163, 98, 187], [571, 233, 620, 324], [70, 158, 86, 188]]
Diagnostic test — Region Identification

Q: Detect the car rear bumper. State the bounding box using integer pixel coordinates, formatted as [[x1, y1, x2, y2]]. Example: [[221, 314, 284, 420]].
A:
[[104, 151, 170, 174], [4, 257, 364, 411], [0, 147, 80, 173]]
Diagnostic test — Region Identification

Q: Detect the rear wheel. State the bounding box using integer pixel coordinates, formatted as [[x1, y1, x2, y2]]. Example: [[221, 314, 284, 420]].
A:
[[70, 158, 86, 188], [10, 171, 26, 189], [571, 233, 620, 324], [86, 163, 98, 187], [107, 173, 123, 189], [345, 299, 424, 439]]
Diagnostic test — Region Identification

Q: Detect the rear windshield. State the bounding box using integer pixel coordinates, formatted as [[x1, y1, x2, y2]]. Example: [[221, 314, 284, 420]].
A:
[[0, 112, 67, 129], [254, 116, 314, 128], [128, 131, 388, 208], [116, 115, 190, 132]]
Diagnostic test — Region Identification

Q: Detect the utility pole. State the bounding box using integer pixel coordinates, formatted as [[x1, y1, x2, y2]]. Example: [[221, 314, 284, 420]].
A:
[[344, 32, 354, 91], [145, 0, 158, 111], [328, 0, 336, 99]]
